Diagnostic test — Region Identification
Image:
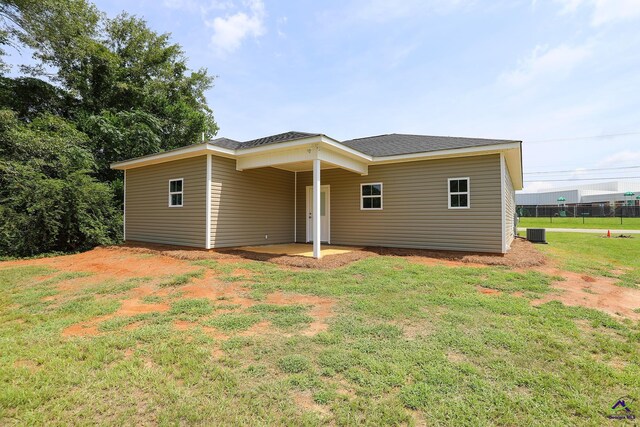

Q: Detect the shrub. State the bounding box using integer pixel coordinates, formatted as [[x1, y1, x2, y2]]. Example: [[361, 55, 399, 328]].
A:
[[0, 111, 121, 256]]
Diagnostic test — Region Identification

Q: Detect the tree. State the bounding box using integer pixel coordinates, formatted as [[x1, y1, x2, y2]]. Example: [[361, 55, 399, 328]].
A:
[[2, 2, 217, 178], [0, 0, 218, 256], [78, 13, 218, 180], [0, 76, 76, 120], [0, 110, 121, 256]]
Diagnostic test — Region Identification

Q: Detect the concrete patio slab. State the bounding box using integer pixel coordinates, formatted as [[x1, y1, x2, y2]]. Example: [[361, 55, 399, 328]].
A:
[[236, 243, 362, 258]]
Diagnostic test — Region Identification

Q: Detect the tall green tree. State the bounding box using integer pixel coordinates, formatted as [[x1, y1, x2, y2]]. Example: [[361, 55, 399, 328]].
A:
[[0, 110, 121, 256], [1, 1, 217, 179], [0, 0, 218, 256], [77, 13, 217, 180]]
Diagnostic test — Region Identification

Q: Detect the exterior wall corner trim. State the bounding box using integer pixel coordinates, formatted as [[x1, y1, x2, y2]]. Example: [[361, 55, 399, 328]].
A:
[[205, 154, 212, 249]]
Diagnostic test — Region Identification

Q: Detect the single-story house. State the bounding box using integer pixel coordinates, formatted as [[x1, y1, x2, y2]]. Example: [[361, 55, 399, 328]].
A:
[[111, 131, 523, 258]]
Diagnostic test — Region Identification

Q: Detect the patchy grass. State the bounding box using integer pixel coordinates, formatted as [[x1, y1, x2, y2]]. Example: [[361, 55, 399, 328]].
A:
[[1, 248, 640, 425], [249, 304, 314, 329], [203, 313, 261, 332], [278, 355, 311, 373], [532, 232, 640, 288], [519, 216, 640, 230], [158, 269, 205, 287], [169, 298, 214, 318]]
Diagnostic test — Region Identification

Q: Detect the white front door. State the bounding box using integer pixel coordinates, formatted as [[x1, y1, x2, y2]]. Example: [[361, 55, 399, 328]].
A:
[[306, 185, 330, 243]]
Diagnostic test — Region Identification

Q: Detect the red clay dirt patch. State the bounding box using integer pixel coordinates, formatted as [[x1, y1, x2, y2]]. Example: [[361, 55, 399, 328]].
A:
[[265, 292, 335, 336], [60, 266, 337, 339], [62, 280, 173, 337], [62, 296, 171, 338], [179, 271, 255, 308], [477, 286, 501, 295], [530, 266, 640, 320], [1, 247, 196, 279], [1, 246, 202, 296]]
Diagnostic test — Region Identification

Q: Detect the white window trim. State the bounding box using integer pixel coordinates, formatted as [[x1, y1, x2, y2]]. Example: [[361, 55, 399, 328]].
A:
[[448, 177, 470, 209], [360, 182, 383, 210], [168, 178, 184, 207]]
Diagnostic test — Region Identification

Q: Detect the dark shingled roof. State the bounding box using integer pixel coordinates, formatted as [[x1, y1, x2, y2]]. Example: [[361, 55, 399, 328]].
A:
[[241, 131, 320, 148], [208, 131, 518, 157], [340, 133, 519, 157], [208, 137, 242, 150]]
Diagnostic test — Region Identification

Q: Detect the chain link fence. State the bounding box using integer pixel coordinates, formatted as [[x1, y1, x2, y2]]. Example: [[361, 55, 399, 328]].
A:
[[517, 203, 640, 221]]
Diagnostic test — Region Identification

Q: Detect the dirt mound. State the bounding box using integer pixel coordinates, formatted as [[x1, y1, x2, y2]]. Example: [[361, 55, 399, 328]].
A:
[[369, 238, 545, 269], [106, 238, 545, 270]]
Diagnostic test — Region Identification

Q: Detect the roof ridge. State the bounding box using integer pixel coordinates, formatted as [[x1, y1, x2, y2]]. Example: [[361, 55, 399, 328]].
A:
[[342, 133, 395, 142], [209, 136, 240, 142], [241, 130, 318, 143], [343, 133, 519, 143]]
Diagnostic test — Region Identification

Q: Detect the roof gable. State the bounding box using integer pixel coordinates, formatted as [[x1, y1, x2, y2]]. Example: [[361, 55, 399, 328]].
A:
[[210, 131, 320, 150]]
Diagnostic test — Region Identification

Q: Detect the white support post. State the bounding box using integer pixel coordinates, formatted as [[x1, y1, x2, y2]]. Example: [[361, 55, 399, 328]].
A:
[[312, 158, 321, 259]]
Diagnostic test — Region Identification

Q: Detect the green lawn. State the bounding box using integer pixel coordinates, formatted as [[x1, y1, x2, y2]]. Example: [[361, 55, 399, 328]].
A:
[[1, 248, 640, 425], [526, 231, 640, 288], [519, 216, 640, 230]]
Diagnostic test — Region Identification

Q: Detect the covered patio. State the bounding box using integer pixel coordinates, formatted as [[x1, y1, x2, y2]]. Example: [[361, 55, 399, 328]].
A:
[[236, 243, 362, 258], [234, 135, 370, 258]]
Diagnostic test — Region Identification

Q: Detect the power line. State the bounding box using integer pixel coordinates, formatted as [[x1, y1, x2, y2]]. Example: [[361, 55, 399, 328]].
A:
[[524, 176, 640, 182], [525, 165, 640, 175], [527, 131, 640, 144]]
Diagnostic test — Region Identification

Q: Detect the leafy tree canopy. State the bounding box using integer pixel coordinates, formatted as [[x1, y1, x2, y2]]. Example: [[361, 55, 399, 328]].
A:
[[0, 0, 218, 256], [1, 0, 217, 177]]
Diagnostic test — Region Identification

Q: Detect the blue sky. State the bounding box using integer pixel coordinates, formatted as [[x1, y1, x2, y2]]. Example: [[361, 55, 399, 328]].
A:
[[10, 0, 640, 191]]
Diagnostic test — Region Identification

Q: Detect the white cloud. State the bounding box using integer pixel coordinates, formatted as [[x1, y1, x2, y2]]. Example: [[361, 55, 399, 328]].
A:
[[554, 0, 585, 14], [276, 16, 287, 38], [163, 0, 234, 12], [591, 0, 640, 26], [351, 0, 475, 23], [554, 0, 640, 25], [501, 43, 592, 86], [521, 181, 557, 193], [163, 0, 197, 10], [598, 150, 640, 167], [206, 0, 266, 55]]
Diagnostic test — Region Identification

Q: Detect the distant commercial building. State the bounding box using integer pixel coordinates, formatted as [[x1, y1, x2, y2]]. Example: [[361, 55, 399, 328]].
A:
[[516, 180, 640, 206]]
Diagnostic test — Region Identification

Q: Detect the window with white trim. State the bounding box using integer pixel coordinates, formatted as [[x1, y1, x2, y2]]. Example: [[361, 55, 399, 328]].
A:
[[448, 178, 469, 209], [169, 178, 183, 207], [361, 183, 382, 210]]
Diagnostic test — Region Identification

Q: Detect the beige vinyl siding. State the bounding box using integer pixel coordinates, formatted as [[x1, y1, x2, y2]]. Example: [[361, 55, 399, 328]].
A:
[[503, 157, 516, 249], [210, 156, 294, 247], [296, 154, 503, 253], [126, 156, 206, 247]]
